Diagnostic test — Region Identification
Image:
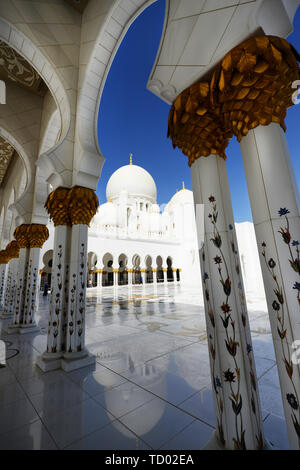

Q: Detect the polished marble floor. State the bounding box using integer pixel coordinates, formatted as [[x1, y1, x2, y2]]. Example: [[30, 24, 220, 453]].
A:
[[0, 283, 289, 450]]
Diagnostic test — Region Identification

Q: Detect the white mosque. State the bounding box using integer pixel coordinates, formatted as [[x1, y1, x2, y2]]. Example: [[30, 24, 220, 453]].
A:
[[40, 156, 202, 289], [39, 156, 265, 304]]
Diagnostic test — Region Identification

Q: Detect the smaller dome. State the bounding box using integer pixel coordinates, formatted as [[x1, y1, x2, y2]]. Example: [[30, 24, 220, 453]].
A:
[[168, 188, 194, 207], [92, 201, 117, 227]]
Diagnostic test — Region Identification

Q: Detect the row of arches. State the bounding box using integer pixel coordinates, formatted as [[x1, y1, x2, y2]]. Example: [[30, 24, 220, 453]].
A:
[[40, 250, 180, 289]]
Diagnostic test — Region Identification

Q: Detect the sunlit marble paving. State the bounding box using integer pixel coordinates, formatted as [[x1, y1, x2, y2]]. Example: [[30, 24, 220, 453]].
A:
[[0, 284, 289, 450]]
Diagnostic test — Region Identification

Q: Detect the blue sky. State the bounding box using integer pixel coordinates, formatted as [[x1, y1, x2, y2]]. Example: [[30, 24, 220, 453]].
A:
[[97, 0, 300, 222]]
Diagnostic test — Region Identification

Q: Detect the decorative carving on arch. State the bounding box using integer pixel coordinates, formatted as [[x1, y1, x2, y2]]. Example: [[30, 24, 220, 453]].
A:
[[0, 40, 47, 96], [0, 136, 15, 186], [76, 0, 158, 189], [0, 19, 71, 172]]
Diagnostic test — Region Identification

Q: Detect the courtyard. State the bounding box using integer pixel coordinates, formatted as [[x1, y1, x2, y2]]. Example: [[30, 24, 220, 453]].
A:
[[0, 284, 289, 450]]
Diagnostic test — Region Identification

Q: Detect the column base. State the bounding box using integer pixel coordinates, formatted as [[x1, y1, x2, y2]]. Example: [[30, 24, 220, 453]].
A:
[[18, 324, 40, 335], [4, 323, 40, 335], [37, 350, 96, 373], [3, 324, 21, 334], [61, 352, 95, 372], [36, 354, 63, 372], [0, 312, 13, 320]]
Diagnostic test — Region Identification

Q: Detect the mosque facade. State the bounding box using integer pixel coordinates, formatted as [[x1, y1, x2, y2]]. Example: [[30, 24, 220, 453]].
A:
[[0, 0, 299, 451], [40, 157, 265, 304]]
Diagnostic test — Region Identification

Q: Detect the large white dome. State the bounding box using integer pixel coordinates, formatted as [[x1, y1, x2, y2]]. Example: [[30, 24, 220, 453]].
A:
[[106, 164, 157, 202]]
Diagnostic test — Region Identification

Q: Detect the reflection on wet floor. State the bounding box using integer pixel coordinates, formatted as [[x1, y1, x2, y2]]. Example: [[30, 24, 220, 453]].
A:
[[0, 284, 288, 449]]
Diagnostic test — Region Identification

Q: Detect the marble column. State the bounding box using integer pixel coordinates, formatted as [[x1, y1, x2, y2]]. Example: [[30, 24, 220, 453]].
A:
[[128, 268, 133, 286], [18, 224, 49, 333], [0, 252, 9, 309], [6, 225, 32, 334], [240, 122, 300, 449], [6, 247, 29, 332], [1, 241, 20, 320], [63, 223, 92, 370], [191, 154, 266, 450], [37, 188, 72, 371], [38, 186, 98, 373], [10, 225, 30, 329], [152, 269, 157, 285], [97, 269, 103, 288], [140, 268, 146, 285], [113, 269, 119, 287]]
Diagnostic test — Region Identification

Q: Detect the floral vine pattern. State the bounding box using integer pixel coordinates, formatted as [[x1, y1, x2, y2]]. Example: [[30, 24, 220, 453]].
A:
[[77, 244, 86, 352], [68, 271, 76, 353], [3, 268, 12, 315], [202, 249, 225, 447], [28, 266, 37, 324], [48, 244, 63, 353], [261, 207, 300, 444], [228, 225, 263, 449], [9, 275, 17, 315], [23, 258, 32, 324], [62, 263, 69, 353], [207, 196, 247, 449], [67, 243, 86, 353], [0, 266, 6, 306]]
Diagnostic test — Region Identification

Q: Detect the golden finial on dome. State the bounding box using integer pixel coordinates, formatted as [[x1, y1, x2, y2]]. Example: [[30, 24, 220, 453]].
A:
[[182, 181, 185, 190], [130, 153, 133, 165]]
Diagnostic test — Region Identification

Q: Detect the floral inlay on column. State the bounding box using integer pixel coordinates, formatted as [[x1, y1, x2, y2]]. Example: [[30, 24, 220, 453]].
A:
[[202, 248, 225, 447], [41, 185, 98, 370], [228, 224, 263, 447], [261, 207, 300, 445], [208, 196, 246, 449]]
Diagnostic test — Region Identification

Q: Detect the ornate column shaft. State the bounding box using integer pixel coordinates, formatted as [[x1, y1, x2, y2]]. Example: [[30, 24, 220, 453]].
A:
[[168, 34, 300, 449], [240, 123, 300, 449], [97, 269, 103, 288], [39, 186, 98, 372], [38, 187, 72, 370], [113, 269, 118, 287], [6, 225, 30, 331], [128, 268, 133, 286], [19, 224, 49, 333], [1, 241, 19, 319], [152, 268, 157, 285], [191, 155, 265, 449], [0, 251, 9, 309], [140, 268, 147, 285], [216, 35, 300, 449], [62, 186, 98, 372]]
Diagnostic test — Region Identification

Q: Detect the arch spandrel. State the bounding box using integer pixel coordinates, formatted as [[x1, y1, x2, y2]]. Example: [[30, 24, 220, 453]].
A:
[[76, 0, 160, 190]]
